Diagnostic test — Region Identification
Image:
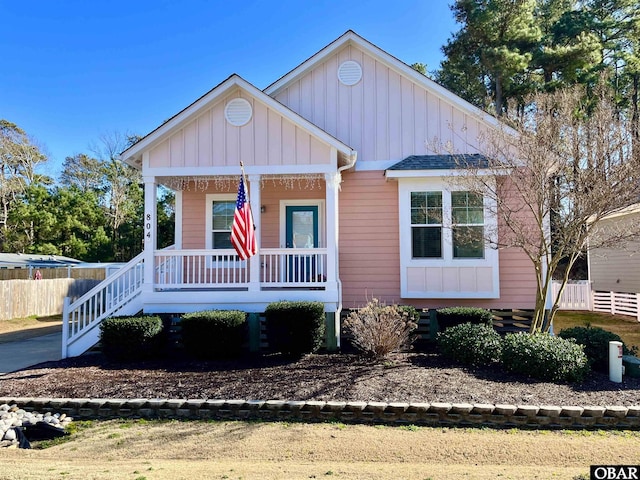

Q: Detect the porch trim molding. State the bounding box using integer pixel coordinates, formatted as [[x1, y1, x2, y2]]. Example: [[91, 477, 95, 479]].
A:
[[143, 175, 157, 296], [325, 172, 340, 295], [174, 190, 183, 249], [248, 174, 261, 291], [144, 164, 339, 178]]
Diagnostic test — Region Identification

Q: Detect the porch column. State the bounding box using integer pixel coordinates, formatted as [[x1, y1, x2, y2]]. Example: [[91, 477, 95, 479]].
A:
[[325, 172, 340, 292], [248, 174, 261, 292], [143, 176, 157, 295]]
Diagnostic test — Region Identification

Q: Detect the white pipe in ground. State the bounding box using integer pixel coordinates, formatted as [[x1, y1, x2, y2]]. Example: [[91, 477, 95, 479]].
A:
[[609, 341, 624, 383]]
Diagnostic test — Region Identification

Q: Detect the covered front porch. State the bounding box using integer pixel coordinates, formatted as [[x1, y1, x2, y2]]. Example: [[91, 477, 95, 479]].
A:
[[61, 75, 358, 358], [141, 171, 344, 314]]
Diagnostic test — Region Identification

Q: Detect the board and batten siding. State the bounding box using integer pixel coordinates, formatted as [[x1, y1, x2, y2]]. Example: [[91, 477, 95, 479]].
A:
[[589, 211, 640, 294], [274, 44, 488, 164], [148, 89, 332, 169]]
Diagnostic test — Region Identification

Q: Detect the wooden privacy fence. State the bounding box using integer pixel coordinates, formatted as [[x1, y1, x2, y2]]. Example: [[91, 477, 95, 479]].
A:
[[0, 278, 101, 320], [0, 267, 107, 281]]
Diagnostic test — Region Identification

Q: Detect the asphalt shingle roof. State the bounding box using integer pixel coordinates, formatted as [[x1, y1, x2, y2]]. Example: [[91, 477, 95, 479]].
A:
[[387, 154, 489, 171]]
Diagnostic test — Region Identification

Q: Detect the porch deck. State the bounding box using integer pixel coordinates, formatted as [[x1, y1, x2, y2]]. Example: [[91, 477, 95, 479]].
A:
[[154, 247, 330, 291], [63, 247, 339, 358]]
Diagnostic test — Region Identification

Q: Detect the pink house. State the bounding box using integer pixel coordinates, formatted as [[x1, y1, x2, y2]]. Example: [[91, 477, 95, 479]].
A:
[[62, 31, 537, 357]]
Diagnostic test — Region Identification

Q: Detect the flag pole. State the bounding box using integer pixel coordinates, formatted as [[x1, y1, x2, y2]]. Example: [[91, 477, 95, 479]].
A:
[[239, 161, 250, 204], [239, 161, 256, 228]]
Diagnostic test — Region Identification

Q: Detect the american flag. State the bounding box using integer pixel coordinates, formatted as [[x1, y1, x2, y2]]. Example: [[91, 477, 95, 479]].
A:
[[230, 176, 256, 260]]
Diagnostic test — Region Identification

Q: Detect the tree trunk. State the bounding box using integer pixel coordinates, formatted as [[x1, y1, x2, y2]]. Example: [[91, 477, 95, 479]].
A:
[[495, 75, 504, 116], [633, 73, 639, 144]]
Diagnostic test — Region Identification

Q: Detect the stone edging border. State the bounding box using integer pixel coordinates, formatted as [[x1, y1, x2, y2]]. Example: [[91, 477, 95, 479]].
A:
[[1, 397, 639, 429]]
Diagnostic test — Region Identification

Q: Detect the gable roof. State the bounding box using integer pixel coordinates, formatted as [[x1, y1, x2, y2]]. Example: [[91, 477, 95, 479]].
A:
[[120, 74, 357, 169], [387, 154, 490, 171], [264, 30, 506, 133]]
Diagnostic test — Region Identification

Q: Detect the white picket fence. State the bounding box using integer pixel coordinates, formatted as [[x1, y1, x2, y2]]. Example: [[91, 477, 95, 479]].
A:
[[553, 281, 640, 321]]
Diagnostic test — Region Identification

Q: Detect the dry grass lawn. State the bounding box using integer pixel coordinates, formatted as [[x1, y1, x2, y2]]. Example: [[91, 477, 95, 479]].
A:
[[1, 420, 639, 479], [555, 310, 640, 350]]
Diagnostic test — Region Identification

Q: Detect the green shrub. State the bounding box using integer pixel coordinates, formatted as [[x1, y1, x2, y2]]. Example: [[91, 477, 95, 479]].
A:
[[265, 301, 325, 357], [345, 299, 418, 359], [100, 316, 164, 361], [437, 322, 502, 366], [180, 310, 246, 359], [501, 333, 589, 383], [436, 307, 493, 332], [558, 326, 632, 372]]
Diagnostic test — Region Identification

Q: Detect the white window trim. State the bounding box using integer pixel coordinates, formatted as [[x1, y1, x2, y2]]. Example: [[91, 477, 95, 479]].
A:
[[206, 193, 236, 249], [205, 193, 241, 267], [410, 191, 443, 259], [279, 199, 325, 248], [398, 177, 499, 298], [451, 191, 485, 259]]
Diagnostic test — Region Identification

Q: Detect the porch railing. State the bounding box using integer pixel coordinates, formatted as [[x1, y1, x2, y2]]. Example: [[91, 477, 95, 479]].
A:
[[62, 252, 145, 357], [153, 248, 328, 290], [260, 248, 327, 287], [552, 280, 591, 311], [154, 249, 249, 289]]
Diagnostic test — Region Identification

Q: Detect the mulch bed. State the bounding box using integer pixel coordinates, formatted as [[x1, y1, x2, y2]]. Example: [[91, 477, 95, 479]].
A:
[[1, 350, 639, 407]]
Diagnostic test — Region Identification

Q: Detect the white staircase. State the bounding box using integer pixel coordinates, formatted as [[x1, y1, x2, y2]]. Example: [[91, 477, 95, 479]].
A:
[[62, 252, 145, 358]]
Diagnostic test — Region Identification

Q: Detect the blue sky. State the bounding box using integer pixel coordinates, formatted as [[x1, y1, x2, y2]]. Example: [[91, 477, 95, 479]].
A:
[[2, 1, 458, 181]]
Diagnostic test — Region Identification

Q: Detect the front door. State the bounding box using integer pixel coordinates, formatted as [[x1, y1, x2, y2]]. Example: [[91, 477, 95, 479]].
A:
[[285, 205, 318, 282], [285, 206, 318, 249]]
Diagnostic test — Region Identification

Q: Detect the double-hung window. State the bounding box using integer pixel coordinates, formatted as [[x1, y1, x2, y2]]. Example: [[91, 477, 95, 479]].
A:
[[411, 191, 442, 258], [410, 190, 484, 259], [394, 176, 498, 299], [452, 191, 484, 259], [211, 200, 235, 249]]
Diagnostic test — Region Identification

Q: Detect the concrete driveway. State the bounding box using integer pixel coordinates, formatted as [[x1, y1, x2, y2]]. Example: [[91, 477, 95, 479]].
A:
[[0, 332, 62, 375]]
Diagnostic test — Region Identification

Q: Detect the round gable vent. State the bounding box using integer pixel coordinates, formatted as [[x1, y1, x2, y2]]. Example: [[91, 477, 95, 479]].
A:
[[338, 60, 362, 86], [225, 98, 253, 126]]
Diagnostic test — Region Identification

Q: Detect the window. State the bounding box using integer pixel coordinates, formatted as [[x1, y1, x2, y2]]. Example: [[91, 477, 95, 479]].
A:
[[211, 200, 235, 249], [409, 190, 485, 259], [394, 177, 499, 299], [452, 191, 484, 258], [411, 191, 442, 258]]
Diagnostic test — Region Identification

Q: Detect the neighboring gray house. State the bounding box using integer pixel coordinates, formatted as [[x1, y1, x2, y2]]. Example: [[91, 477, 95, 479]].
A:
[[0, 254, 122, 280], [0, 253, 81, 270], [588, 204, 640, 294]]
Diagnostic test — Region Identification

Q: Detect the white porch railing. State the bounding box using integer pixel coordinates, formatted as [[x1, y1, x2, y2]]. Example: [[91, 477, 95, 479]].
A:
[[62, 252, 145, 357], [154, 249, 249, 289], [260, 248, 327, 287], [153, 248, 328, 290], [552, 281, 592, 311]]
